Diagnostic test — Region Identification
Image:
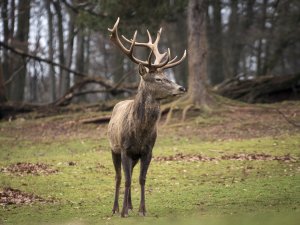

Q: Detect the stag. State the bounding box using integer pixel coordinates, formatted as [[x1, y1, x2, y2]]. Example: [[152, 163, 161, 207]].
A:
[[108, 18, 186, 217]]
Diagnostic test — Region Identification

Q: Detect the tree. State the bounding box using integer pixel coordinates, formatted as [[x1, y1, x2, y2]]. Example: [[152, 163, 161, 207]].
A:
[[74, 29, 85, 102], [186, 0, 211, 107], [0, 64, 6, 103], [207, 0, 224, 85], [166, 19, 188, 87], [45, 0, 56, 101], [9, 0, 31, 102], [256, 0, 268, 76], [226, 0, 239, 79], [164, 0, 213, 124]]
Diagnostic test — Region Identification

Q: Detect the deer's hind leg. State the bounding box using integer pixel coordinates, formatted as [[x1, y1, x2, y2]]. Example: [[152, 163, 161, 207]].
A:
[[139, 152, 152, 216], [112, 151, 121, 214]]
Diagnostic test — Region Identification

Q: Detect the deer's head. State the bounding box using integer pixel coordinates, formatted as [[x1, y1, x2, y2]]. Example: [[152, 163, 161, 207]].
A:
[[108, 18, 187, 100]]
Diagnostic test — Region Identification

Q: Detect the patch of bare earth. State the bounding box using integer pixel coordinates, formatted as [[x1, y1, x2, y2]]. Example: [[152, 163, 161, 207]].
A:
[[154, 153, 298, 162], [0, 119, 106, 141], [0, 187, 53, 206], [165, 104, 300, 140], [0, 162, 58, 176], [0, 102, 299, 141]]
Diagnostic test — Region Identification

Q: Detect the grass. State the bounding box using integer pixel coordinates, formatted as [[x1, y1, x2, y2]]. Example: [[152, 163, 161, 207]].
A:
[[0, 103, 300, 225]]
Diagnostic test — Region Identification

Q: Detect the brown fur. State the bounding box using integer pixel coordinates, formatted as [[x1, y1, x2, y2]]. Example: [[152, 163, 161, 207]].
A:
[[108, 67, 185, 217]]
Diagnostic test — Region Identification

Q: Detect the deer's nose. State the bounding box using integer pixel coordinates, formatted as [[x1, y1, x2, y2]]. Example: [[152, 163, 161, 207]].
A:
[[178, 86, 186, 92]]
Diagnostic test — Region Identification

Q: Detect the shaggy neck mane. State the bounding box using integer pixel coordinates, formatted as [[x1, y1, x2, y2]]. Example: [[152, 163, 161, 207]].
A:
[[132, 80, 160, 128]]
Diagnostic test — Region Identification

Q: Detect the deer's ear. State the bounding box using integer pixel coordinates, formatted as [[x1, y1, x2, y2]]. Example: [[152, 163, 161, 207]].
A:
[[138, 64, 147, 76]]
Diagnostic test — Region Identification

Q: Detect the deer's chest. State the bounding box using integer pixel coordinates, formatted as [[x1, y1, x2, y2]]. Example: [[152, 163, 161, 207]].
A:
[[121, 127, 157, 156], [122, 112, 159, 155]]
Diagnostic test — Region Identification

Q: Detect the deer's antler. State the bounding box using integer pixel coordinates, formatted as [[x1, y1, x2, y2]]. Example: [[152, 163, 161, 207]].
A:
[[108, 18, 186, 70]]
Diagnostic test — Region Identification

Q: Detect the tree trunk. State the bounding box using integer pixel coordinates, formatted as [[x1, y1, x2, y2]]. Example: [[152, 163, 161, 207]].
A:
[[166, 19, 188, 87], [84, 31, 91, 75], [61, 5, 75, 96], [112, 47, 125, 83], [0, 64, 7, 103], [208, 0, 224, 85], [30, 71, 38, 102], [45, 0, 56, 101], [74, 29, 85, 102], [263, 1, 293, 74], [256, 0, 268, 76], [226, 0, 239, 78], [10, 0, 31, 102], [53, 0, 64, 96], [187, 0, 211, 107], [1, 0, 11, 98], [10, 0, 15, 37]]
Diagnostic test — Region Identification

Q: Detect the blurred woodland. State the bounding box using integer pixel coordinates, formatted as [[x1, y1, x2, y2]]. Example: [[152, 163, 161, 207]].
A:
[[0, 0, 300, 111], [0, 2, 300, 222]]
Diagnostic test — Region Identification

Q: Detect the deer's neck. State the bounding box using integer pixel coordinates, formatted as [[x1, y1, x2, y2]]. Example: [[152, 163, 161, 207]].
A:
[[132, 81, 160, 128]]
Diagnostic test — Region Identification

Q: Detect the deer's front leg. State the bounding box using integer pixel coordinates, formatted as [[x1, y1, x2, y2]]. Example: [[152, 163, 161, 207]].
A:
[[128, 159, 138, 210], [121, 152, 133, 217], [139, 152, 152, 216], [112, 152, 122, 214]]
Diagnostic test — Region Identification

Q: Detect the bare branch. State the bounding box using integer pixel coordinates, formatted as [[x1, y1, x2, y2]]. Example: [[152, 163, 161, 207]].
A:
[[53, 77, 137, 107], [60, 0, 106, 18], [0, 40, 114, 88], [276, 109, 300, 128], [4, 58, 29, 86]]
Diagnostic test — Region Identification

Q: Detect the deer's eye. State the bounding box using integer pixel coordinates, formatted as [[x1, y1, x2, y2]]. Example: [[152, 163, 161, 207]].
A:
[[155, 78, 162, 82]]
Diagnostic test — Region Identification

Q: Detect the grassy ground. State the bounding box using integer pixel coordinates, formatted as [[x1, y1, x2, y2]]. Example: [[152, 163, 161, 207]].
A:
[[0, 101, 299, 225]]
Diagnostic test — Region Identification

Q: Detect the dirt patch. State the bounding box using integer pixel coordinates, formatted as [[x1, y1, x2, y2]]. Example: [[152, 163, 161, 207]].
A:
[[0, 102, 299, 142], [0, 162, 58, 176], [164, 103, 300, 141], [0, 187, 52, 206], [154, 153, 298, 162]]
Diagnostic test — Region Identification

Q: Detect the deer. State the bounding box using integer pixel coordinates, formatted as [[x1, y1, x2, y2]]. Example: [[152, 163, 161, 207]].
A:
[[107, 18, 186, 217]]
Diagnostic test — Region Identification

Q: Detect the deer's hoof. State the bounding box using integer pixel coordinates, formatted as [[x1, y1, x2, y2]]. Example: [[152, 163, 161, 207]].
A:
[[121, 208, 129, 218], [112, 205, 119, 215], [112, 209, 119, 215], [138, 206, 146, 216], [121, 212, 128, 218], [139, 211, 146, 217]]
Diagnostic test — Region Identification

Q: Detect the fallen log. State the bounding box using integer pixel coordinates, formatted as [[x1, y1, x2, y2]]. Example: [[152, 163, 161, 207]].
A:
[[0, 102, 45, 119], [79, 116, 111, 124], [214, 73, 300, 103]]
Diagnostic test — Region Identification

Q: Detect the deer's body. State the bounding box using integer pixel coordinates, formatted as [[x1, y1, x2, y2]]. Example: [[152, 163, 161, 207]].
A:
[[107, 18, 186, 217], [108, 83, 159, 157]]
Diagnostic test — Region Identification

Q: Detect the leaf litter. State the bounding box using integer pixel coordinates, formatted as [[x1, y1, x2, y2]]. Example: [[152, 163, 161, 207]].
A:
[[0, 162, 58, 176], [154, 153, 298, 162], [0, 187, 55, 206]]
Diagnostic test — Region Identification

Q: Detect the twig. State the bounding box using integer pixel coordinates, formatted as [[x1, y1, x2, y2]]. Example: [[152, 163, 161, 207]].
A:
[[112, 69, 136, 90], [276, 109, 300, 128], [4, 58, 29, 85]]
